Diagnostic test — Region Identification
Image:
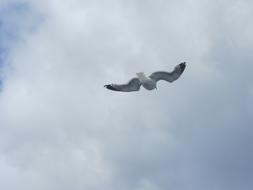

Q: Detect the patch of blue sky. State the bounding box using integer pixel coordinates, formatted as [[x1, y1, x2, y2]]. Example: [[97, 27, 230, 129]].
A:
[[0, 2, 44, 90]]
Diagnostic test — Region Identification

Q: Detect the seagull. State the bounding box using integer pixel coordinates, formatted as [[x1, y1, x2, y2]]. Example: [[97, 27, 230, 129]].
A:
[[104, 62, 186, 92]]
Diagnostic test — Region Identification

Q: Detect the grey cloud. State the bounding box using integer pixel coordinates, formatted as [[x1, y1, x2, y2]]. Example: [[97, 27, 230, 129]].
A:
[[0, 0, 253, 190]]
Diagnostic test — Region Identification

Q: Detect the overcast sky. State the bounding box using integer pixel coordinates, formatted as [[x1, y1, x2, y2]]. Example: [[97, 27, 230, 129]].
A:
[[0, 0, 253, 190]]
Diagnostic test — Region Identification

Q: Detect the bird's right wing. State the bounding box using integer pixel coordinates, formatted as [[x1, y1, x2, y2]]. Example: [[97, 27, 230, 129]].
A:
[[104, 78, 141, 92]]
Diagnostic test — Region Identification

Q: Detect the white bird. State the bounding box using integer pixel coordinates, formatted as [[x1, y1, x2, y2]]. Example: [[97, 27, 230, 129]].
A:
[[104, 62, 186, 92]]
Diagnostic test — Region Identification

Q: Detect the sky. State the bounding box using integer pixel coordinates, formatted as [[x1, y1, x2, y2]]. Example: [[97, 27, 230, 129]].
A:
[[0, 0, 253, 190]]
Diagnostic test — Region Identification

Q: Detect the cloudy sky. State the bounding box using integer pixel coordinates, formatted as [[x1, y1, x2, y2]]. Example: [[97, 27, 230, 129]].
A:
[[0, 0, 253, 189]]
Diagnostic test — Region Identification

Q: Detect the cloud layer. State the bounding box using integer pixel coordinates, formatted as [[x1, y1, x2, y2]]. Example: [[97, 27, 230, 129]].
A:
[[0, 0, 253, 190]]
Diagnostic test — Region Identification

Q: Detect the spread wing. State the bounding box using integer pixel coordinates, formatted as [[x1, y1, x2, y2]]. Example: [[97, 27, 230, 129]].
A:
[[104, 78, 141, 92], [149, 62, 186, 83]]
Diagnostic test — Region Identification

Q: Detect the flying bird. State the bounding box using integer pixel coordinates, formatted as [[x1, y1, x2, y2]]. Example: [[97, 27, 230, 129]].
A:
[[104, 62, 186, 92]]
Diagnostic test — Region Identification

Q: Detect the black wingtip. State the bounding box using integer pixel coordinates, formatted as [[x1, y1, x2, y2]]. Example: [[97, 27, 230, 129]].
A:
[[180, 62, 186, 66], [104, 84, 120, 91], [179, 62, 186, 73]]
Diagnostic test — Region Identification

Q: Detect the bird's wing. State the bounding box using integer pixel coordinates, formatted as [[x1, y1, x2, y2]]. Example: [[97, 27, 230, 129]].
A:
[[149, 63, 186, 82], [104, 78, 141, 92]]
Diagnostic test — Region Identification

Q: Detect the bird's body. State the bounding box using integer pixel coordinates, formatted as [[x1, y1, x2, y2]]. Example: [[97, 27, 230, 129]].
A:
[[136, 72, 157, 90], [104, 62, 186, 92]]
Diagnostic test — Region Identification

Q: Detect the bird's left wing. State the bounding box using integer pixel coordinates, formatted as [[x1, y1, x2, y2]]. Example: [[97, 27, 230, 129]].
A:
[[104, 78, 141, 92], [149, 62, 186, 83]]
